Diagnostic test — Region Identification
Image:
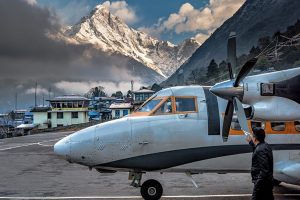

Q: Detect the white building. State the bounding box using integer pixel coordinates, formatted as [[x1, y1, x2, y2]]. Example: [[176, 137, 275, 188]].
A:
[[48, 95, 90, 127], [31, 107, 51, 129], [109, 103, 133, 119], [31, 95, 90, 129]]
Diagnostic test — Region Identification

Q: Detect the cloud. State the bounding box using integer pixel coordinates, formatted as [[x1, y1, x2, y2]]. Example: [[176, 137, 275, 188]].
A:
[[102, 1, 138, 25], [0, 1, 154, 112], [141, 0, 245, 43], [54, 81, 143, 96], [23, 0, 37, 6], [193, 33, 211, 45], [54, 1, 92, 25], [25, 86, 49, 95]]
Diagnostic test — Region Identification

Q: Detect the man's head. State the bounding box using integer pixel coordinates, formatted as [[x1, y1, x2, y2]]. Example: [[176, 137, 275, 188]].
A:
[[252, 127, 266, 144]]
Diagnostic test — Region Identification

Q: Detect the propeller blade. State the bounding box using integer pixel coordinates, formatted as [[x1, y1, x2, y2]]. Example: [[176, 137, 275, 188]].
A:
[[227, 32, 237, 77], [222, 101, 234, 142], [233, 97, 250, 134], [227, 62, 234, 80], [234, 58, 258, 87]]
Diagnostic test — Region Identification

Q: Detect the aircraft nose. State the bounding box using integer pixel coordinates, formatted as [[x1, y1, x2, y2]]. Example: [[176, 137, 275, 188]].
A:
[[54, 137, 70, 158]]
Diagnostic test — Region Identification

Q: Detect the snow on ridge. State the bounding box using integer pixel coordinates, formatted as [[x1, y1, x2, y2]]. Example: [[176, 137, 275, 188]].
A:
[[63, 4, 200, 78]]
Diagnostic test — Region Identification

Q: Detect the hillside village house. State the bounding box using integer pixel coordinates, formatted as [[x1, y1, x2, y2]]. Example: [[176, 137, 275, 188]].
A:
[[109, 103, 133, 119], [31, 95, 90, 129], [132, 89, 155, 105]]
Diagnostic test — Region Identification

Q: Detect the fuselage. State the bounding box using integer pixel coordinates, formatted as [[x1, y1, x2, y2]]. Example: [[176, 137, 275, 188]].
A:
[[54, 68, 300, 185]]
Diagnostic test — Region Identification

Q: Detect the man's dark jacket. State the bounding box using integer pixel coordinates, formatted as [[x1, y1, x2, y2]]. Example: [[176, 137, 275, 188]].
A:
[[250, 141, 274, 185]]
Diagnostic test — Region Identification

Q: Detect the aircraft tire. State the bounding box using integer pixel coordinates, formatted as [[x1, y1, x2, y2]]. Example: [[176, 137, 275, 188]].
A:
[[140, 179, 163, 200]]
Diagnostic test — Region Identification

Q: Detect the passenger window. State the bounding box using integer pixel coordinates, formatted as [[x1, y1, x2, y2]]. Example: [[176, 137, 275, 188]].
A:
[[175, 97, 196, 112], [251, 121, 265, 130], [271, 122, 286, 131], [231, 115, 241, 130], [154, 98, 172, 115], [295, 121, 300, 132]]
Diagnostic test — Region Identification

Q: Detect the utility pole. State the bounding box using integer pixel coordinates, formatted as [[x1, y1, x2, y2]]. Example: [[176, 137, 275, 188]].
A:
[[131, 80, 134, 92], [35, 81, 37, 107], [15, 93, 18, 110], [48, 87, 51, 106]]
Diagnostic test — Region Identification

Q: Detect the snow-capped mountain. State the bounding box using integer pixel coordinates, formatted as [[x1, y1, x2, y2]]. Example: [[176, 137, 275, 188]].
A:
[[63, 4, 200, 78]]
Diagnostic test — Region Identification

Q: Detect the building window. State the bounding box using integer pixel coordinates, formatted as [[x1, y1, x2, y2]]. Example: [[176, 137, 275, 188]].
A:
[[57, 112, 63, 119], [295, 121, 300, 132], [175, 97, 196, 112], [57, 124, 63, 127], [123, 110, 128, 116], [72, 112, 78, 118], [47, 112, 51, 119], [271, 122, 286, 131], [115, 110, 120, 117]]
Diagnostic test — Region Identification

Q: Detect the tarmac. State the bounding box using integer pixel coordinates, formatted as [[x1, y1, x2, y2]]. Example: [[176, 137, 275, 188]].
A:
[[0, 131, 300, 200]]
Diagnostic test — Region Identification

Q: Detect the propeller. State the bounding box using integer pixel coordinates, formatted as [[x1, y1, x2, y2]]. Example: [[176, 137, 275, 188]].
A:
[[209, 32, 258, 141]]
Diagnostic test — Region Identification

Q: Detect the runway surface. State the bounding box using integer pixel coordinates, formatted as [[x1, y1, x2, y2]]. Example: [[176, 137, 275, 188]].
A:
[[0, 131, 299, 200]]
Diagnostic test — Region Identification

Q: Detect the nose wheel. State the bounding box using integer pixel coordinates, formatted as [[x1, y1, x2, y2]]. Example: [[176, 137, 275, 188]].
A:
[[141, 179, 163, 200]]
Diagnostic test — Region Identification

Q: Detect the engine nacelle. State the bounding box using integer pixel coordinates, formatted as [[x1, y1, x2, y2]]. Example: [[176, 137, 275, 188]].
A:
[[246, 97, 300, 121]]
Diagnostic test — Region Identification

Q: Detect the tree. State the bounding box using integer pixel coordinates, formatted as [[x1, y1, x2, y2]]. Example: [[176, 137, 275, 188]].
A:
[[115, 91, 123, 99], [256, 56, 269, 71], [151, 83, 162, 92], [85, 86, 106, 98], [206, 59, 218, 79], [249, 46, 261, 59], [126, 90, 133, 98], [258, 36, 271, 50], [188, 68, 208, 85]]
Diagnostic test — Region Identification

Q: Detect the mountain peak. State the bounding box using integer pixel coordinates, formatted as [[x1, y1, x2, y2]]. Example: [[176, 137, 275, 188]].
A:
[[64, 3, 200, 78]]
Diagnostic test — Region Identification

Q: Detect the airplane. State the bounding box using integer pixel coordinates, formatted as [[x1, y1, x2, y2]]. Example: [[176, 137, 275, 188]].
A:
[[54, 34, 300, 200]]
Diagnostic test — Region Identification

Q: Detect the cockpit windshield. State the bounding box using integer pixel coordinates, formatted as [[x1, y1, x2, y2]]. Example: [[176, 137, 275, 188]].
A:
[[137, 97, 162, 112]]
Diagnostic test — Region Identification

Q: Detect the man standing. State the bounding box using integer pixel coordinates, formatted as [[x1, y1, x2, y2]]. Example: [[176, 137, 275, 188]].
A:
[[246, 127, 274, 200]]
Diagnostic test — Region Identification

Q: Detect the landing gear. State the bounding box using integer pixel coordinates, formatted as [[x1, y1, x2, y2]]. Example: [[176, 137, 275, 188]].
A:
[[129, 172, 163, 200], [141, 179, 163, 200]]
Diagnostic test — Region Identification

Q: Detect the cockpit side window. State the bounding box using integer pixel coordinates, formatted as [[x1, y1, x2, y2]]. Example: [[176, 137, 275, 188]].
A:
[[175, 97, 197, 113], [137, 98, 162, 112], [153, 98, 173, 115]]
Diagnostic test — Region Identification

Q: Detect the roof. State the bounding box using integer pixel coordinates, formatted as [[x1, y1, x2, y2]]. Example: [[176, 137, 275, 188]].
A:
[[109, 103, 132, 109], [30, 107, 51, 112], [133, 89, 155, 94], [48, 95, 90, 101], [96, 97, 116, 101]]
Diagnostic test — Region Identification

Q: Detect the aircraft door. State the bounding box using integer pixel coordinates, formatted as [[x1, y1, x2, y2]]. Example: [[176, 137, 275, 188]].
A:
[[171, 96, 204, 148]]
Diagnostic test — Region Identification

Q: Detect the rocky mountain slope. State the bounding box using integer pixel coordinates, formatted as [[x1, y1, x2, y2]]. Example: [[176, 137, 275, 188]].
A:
[[163, 0, 300, 86], [63, 5, 200, 78]]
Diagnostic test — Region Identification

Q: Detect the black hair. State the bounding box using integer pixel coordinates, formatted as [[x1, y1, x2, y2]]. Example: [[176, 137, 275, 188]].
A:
[[253, 127, 266, 143]]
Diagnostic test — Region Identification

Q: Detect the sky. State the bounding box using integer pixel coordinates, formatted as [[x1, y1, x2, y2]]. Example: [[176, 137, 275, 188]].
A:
[[0, 0, 245, 112]]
